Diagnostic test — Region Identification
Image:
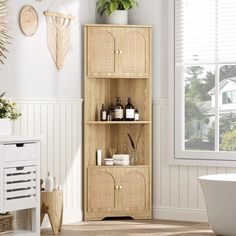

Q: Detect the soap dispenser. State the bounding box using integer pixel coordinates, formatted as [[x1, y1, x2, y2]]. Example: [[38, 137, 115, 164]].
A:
[[45, 171, 53, 192]]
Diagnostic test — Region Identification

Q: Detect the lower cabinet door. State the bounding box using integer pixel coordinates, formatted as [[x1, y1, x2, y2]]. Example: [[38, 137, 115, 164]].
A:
[[118, 167, 150, 212], [87, 167, 118, 212]]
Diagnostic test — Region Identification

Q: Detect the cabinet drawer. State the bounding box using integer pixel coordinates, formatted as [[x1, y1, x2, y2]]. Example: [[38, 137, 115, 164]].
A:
[[3, 166, 37, 207], [3, 143, 36, 162]]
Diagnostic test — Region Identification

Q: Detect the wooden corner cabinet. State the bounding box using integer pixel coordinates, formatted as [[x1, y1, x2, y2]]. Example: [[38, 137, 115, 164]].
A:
[[84, 24, 152, 221]]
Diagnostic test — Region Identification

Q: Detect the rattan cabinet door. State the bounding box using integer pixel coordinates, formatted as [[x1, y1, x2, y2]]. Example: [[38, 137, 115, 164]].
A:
[[118, 28, 150, 78], [87, 27, 118, 77], [87, 167, 118, 212], [118, 167, 150, 212]]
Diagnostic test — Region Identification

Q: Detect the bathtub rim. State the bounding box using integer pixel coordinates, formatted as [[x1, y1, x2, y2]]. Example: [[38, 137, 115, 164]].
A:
[[198, 173, 236, 182]]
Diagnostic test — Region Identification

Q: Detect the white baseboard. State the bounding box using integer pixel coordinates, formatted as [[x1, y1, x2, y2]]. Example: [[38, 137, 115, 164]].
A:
[[153, 206, 208, 223], [41, 209, 83, 229]]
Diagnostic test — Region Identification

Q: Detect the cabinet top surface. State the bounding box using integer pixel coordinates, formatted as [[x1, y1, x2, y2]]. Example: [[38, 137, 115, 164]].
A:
[[0, 136, 41, 143], [88, 165, 150, 168], [84, 24, 152, 28]]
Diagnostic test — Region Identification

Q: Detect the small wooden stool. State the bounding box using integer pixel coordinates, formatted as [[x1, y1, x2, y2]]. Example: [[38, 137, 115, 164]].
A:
[[41, 190, 63, 235]]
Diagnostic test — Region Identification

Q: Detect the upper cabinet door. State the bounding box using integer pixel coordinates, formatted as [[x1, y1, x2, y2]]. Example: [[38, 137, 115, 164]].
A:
[[87, 27, 118, 77], [118, 28, 150, 78], [86, 26, 151, 78]]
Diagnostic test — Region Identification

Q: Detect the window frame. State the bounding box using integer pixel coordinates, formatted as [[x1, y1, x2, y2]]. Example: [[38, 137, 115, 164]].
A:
[[168, 0, 236, 166]]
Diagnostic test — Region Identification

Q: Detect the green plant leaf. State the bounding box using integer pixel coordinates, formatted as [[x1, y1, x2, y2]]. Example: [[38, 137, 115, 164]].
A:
[[110, 1, 119, 13], [96, 0, 139, 16], [122, 0, 131, 10], [97, 0, 105, 8], [97, 0, 108, 15], [0, 92, 6, 98], [100, 7, 107, 16], [130, 0, 139, 8], [106, 6, 112, 15]]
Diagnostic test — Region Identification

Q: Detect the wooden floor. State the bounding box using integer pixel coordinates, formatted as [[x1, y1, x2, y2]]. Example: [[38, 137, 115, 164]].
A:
[[41, 219, 216, 236]]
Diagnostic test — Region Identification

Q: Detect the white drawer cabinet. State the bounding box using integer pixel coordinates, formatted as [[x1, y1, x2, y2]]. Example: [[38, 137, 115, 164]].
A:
[[4, 165, 37, 208], [0, 136, 40, 236], [3, 143, 36, 162]]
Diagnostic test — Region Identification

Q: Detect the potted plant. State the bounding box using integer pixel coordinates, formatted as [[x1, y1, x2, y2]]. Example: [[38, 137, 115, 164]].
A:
[[0, 92, 21, 136], [97, 0, 139, 25]]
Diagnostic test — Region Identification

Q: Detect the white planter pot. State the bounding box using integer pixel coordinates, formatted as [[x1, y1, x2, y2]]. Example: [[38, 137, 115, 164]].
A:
[[0, 118, 12, 136], [106, 10, 128, 25]]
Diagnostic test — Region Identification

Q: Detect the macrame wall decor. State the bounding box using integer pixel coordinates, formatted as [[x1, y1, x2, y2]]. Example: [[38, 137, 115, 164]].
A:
[[44, 0, 74, 70], [0, 0, 10, 65]]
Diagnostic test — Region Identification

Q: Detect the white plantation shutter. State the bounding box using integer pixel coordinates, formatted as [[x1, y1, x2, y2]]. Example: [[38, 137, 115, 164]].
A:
[[175, 0, 236, 64]]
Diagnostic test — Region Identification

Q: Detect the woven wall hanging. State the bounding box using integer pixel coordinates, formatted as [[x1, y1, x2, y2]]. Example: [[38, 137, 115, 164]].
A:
[[20, 5, 38, 36], [44, 1, 74, 70], [0, 0, 10, 65]]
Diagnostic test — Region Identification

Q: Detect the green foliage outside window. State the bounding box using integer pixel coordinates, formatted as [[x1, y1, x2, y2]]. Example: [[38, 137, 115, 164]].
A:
[[185, 65, 236, 151], [220, 130, 236, 151]]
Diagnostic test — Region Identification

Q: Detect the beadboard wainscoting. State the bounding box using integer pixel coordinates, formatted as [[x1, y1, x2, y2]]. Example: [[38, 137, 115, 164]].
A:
[[153, 99, 236, 222], [12, 99, 83, 225], [11, 98, 236, 224]]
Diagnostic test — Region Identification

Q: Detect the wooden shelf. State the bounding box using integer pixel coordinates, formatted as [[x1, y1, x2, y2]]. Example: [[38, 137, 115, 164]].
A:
[[84, 24, 152, 28], [86, 76, 151, 79], [88, 165, 151, 168], [85, 121, 152, 125]]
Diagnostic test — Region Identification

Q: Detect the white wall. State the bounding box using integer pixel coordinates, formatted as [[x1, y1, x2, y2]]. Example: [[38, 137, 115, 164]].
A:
[[129, 0, 169, 100], [0, 0, 81, 99]]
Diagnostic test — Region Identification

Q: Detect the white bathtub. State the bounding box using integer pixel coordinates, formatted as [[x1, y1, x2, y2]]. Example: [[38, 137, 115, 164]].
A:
[[199, 174, 236, 236]]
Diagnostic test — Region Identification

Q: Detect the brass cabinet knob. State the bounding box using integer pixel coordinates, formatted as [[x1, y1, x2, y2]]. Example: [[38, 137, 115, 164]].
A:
[[119, 186, 123, 190], [115, 186, 119, 190], [115, 50, 123, 54]]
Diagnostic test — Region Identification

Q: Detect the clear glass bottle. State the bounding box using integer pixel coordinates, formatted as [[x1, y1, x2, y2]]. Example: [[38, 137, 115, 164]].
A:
[[135, 109, 140, 121], [108, 103, 115, 121], [114, 97, 123, 121], [125, 97, 135, 121], [100, 104, 107, 121]]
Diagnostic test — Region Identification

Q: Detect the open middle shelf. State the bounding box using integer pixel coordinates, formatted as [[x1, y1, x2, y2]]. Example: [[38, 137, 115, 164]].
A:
[[84, 78, 151, 122], [84, 123, 151, 166]]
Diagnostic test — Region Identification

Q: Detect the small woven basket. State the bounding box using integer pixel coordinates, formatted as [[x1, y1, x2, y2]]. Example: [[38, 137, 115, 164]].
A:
[[0, 213, 14, 234]]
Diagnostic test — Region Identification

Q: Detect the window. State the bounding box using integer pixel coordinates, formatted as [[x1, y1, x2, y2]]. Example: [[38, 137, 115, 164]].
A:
[[222, 91, 236, 104], [174, 0, 236, 160]]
